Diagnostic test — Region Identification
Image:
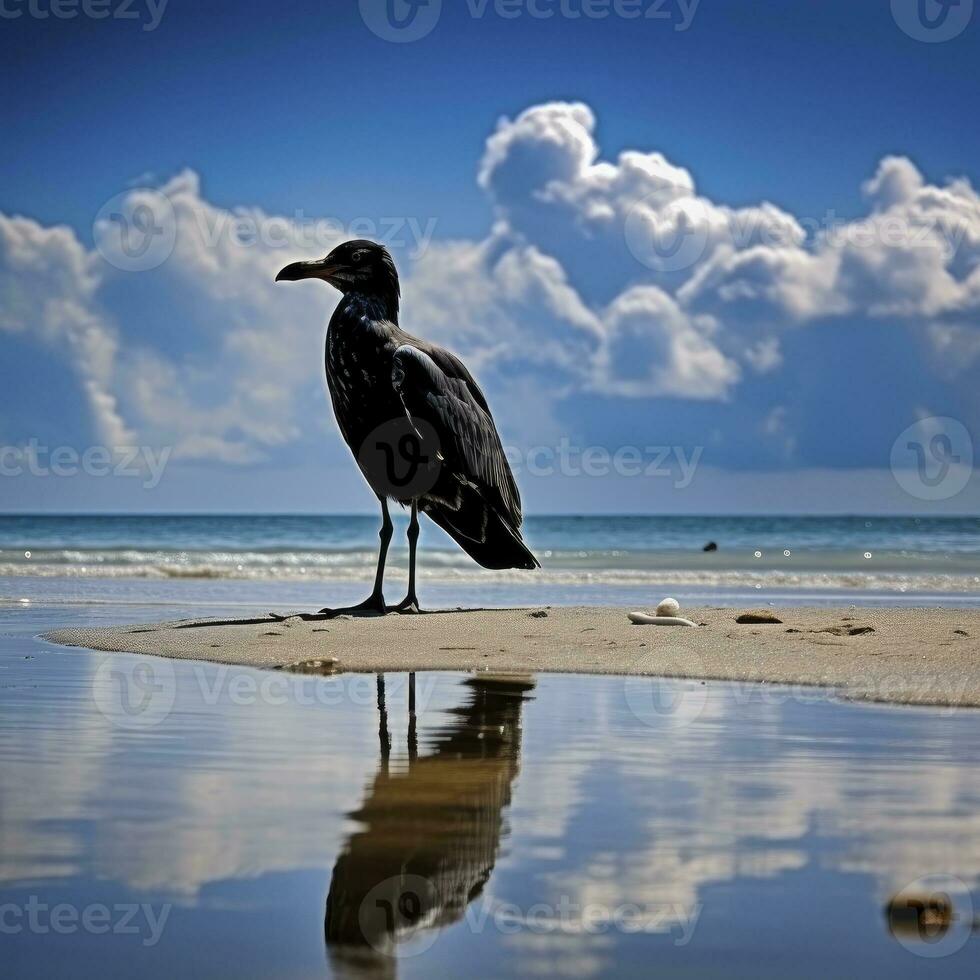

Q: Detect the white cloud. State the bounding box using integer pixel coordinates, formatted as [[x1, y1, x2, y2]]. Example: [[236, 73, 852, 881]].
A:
[[1, 100, 977, 475], [0, 213, 132, 446], [479, 101, 980, 347], [862, 155, 924, 210], [593, 286, 738, 399], [1, 173, 342, 464]]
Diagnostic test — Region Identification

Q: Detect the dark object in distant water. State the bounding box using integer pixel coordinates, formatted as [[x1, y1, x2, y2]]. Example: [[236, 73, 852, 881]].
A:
[[703, 541, 718, 552], [276, 240, 538, 617], [735, 611, 784, 625]]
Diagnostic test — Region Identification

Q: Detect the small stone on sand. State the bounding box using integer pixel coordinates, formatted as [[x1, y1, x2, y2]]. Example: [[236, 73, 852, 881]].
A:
[[813, 625, 875, 637], [735, 612, 783, 625]]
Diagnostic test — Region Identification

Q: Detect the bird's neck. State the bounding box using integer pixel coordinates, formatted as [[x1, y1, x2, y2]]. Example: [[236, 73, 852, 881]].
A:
[[339, 286, 399, 325]]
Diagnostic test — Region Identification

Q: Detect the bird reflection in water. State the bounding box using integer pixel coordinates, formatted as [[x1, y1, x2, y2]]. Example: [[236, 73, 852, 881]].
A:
[[325, 673, 535, 977]]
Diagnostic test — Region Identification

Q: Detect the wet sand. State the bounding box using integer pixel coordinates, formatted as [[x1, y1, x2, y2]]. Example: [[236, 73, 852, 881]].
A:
[[44, 605, 980, 708]]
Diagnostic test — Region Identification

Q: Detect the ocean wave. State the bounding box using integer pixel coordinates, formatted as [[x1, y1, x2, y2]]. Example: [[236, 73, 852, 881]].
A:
[[1, 559, 977, 594]]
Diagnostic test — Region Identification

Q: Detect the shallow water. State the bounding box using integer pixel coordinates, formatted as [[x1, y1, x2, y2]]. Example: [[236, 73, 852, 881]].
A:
[[2, 600, 979, 978]]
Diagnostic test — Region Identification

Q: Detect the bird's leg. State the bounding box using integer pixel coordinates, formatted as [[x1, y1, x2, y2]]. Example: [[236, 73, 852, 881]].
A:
[[316, 499, 392, 617], [393, 500, 423, 614], [377, 674, 390, 770], [407, 672, 417, 762]]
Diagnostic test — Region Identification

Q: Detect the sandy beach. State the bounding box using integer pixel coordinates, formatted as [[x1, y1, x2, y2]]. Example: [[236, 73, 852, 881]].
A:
[[46, 605, 980, 708]]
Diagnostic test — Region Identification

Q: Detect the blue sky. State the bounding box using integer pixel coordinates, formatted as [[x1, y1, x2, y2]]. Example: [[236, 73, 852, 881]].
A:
[[1, 0, 978, 513]]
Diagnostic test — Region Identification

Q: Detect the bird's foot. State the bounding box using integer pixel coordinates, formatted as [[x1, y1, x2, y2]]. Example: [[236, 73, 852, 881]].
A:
[[300, 594, 388, 620], [391, 596, 423, 615]]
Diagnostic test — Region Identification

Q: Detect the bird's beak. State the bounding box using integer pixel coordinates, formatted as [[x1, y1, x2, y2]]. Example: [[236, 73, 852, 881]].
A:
[[275, 259, 344, 283]]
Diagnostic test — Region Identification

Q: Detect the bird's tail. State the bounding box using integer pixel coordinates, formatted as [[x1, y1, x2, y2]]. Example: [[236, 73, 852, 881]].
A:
[[422, 499, 539, 571]]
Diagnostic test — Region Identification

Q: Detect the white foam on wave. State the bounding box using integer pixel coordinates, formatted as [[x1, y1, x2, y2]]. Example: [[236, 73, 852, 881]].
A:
[[2, 560, 978, 594]]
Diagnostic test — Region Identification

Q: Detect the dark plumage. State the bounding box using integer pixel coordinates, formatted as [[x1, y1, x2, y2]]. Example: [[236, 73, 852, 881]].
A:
[[276, 240, 538, 615]]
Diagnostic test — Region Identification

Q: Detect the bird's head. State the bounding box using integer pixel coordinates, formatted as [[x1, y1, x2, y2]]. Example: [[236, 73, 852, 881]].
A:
[[276, 240, 400, 319]]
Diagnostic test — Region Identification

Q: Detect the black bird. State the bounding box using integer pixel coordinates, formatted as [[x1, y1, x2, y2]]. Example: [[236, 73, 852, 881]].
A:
[[276, 240, 538, 615]]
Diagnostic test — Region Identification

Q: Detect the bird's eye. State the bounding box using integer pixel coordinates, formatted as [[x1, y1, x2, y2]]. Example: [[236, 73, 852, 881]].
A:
[[351, 249, 367, 263]]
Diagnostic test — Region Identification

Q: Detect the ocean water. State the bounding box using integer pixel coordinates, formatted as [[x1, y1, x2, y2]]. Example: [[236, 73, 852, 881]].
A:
[[0, 514, 978, 608], [2, 600, 979, 978]]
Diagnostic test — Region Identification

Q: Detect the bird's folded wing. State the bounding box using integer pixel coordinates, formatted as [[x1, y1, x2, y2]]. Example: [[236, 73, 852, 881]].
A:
[[395, 345, 523, 528], [419, 345, 494, 412]]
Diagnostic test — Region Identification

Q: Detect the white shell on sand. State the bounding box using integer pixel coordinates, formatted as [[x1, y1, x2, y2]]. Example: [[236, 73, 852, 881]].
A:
[[628, 611, 698, 627], [656, 597, 681, 617]]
